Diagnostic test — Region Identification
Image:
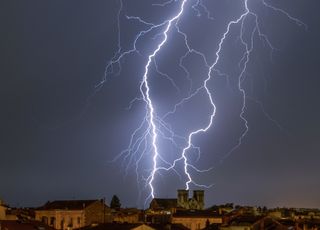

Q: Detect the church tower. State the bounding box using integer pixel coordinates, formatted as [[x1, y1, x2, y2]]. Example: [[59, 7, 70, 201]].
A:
[[177, 189, 189, 209], [193, 190, 204, 210]]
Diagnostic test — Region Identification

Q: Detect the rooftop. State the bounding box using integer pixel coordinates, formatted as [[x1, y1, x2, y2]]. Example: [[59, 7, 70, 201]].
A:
[[150, 198, 177, 209], [37, 199, 102, 211]]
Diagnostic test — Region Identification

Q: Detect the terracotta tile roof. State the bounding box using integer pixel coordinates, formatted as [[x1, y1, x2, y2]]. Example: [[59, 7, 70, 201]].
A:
[[149, 223, 190, 230], [173, 210, 222, 218], [151, 198, 177, 209], [37, 199, 101, 210], [77, 223, 189, 230], [77, 223, 146, 230]]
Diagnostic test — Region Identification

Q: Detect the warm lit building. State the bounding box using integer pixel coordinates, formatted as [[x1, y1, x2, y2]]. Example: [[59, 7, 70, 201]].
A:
[[177, 190, 204, 210], [149, 198, 178, 214], [112, 208, 143, 223], [149, 190, 205, 214], [0, 220, 56, 230], [0, 199, 18, 221], [148, 190, 206, 225], [220, 216, 286, 230], [35, 199, 110, 230], [77, 223, 189, 230], [171, 210, 222, 230], [0, 199, 6, 220]]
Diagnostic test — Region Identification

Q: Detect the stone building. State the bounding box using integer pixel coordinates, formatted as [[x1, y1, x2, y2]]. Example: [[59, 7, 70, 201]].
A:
[[35, 199, 110, 230], [0, 199, 6, 220], [171, 210, 222, 230], [112, 208, 143, 224], [149, 199, 178, 214], [0, 220, 56, 230], [149, 190, 204, 213], [177, 190, 204, 210], [0, 199, 18, 221], [148, 190, 205, 224]]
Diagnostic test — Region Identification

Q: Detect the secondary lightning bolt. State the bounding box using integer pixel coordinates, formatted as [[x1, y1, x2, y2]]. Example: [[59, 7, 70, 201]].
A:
[[166, 0, 251, 190], [152, 0, 306, 189]]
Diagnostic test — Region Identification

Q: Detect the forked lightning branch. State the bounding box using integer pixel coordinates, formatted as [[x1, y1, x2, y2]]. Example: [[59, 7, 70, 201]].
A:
[[102, 0, 306, 205]]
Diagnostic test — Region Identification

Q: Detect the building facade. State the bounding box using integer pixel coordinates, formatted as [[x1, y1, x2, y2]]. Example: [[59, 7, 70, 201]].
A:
[[35, 199, 109, 230], [177, 190, 204, 210], [0, 200, 6, 220], [171, 210, 222, 230]]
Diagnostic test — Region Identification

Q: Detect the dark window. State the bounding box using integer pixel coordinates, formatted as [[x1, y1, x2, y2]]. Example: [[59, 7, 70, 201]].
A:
[[41, 216, 48, 224], [50, 217, 55, 226], [60, 218, 64, 229]]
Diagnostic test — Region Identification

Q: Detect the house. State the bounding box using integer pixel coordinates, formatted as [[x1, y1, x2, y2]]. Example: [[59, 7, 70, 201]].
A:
[[77, 223, 155, 230], [149, 199, 178, 214], [148, 198, 177, 224], [77, 223, 189, 230], [0, 200, 18, 221], [112, 208, 143, 223], [0, 200, 7, 220], [220, 215, 287, 230], [171, 210, 222, 230], [0, 220, 56, 230], [35, 199, 110, 230]]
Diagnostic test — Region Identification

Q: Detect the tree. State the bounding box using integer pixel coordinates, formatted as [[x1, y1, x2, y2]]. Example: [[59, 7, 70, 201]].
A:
[[110, 195, 121, 209]]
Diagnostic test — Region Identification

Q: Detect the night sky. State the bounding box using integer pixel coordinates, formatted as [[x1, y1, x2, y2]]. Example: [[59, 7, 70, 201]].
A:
[[1, 0, 320, 209]]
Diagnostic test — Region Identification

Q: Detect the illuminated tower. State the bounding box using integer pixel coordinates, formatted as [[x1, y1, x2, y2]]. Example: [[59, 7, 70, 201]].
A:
[[177, 189, 189, 209], [193, 190, 204, 210]]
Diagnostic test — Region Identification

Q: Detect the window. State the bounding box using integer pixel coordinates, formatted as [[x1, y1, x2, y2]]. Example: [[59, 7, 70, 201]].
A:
[[67, 217, 73, 227], [41, 216, 48, 224], [60, 218, 64, 229], [50, 217, 55, 226]]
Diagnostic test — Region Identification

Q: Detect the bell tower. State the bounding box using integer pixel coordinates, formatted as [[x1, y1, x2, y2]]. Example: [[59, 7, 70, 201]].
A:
[[193, 190, 204, 210], [177, 189, 189, 209]]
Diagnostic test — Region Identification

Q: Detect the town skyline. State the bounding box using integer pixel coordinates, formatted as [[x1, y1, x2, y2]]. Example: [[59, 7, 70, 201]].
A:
[[1, 189, 320, 230]]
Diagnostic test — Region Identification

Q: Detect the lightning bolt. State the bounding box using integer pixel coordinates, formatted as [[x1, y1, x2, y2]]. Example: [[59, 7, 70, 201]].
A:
[[141, 0, 190, 199], [100, 0, 306, 206]]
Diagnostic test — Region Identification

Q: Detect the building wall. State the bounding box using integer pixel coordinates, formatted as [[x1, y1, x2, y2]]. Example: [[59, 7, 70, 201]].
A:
[[35, 210, 84, 230], [113, 213, 140, 223], [172, 216, 222, 230], [0, 205, 6, 220], [177, 190, 204, 210], [84, 200, 107, 226], [4, 214, 18, 220], [177, 190, 189, 209], [35, 201, 109, 229]]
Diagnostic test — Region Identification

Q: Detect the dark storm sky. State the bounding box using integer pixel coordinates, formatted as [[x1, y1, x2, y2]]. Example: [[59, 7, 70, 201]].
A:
[[1, 0, 320, 209]]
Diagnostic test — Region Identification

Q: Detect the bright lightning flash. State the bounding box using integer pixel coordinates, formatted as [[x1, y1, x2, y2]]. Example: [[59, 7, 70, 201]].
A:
[[100, 0, 306, 206]]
